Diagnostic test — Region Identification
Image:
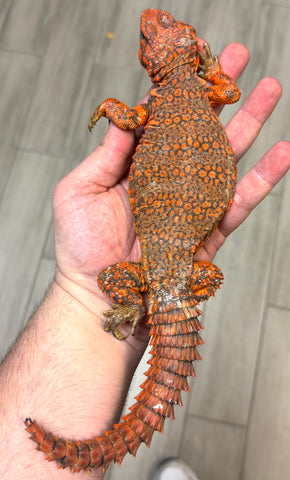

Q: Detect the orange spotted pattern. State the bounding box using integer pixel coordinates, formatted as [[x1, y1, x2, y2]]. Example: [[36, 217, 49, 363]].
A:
[[25, 9, 240, 473]]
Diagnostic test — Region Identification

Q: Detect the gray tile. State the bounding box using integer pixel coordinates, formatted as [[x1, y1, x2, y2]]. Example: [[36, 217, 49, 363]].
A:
[[243, 307, 290, 480], [0, 0, 59, 55], [0, 2, 289, 479], [0, 51, 40, 198], [24, 257, 56, 322], [220, 4, 290, 185], [19, 0, 115, 157], [0, 0, 13, 34], [241, 5, 290, 178], [0, 151, 65, 359], [267, 0, 290, 5], [269, 173, 290, 309], [181, 416, 245, 480], [95, 0, 156, 69], [43, 223, 55, 260], [188, 194, 279, 425]]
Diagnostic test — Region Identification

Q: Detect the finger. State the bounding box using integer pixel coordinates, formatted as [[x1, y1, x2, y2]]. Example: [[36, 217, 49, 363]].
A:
[[219, 42, 250, 79], [219, 141, 290, 236], [60, 124, 136, 194], [226, 77, 282, 160]]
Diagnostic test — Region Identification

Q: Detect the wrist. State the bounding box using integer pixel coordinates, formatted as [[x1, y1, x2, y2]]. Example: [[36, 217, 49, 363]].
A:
[[54, 266, 110, 318]]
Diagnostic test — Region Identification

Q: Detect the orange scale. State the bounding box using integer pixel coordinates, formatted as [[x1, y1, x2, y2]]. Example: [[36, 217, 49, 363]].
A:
[[193, 206, 201, 214]]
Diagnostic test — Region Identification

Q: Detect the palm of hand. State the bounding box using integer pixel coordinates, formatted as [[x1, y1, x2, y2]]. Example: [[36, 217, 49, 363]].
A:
[[53, 173, 138, 283], [53, 129, 142, 293]]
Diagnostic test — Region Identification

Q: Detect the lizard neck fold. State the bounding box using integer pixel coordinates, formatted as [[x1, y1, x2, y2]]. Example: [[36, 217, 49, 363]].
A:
[[153, 63, 198, 84]]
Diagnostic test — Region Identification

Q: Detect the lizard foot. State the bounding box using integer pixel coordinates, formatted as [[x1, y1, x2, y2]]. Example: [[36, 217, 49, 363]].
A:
[[88, 107, 103, 132], [198, 42, 221, 79], [103, 303, 145, 340]]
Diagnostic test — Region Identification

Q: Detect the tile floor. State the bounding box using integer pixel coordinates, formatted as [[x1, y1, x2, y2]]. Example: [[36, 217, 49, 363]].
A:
[[0, 1, 289, 479]]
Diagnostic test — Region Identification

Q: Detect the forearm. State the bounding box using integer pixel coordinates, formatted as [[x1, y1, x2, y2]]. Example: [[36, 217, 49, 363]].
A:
[[0, 280, 143, 479]]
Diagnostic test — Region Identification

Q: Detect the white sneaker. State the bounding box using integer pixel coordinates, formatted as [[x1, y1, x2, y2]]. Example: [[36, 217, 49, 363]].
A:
[[149, 457, 199, 480]]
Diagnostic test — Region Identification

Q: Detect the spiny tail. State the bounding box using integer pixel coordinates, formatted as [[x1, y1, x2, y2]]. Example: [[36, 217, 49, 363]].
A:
[[25, 303, 204, 473]]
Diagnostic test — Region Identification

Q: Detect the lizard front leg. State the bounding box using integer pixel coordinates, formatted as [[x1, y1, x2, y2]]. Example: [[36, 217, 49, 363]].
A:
[[97, 261, 147, 339], [88, 98, 150, 131], [198, 42, 241, 106]]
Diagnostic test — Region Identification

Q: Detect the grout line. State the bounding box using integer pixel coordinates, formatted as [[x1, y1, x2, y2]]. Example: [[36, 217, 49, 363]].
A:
[[267, 302, 290, 312], [265, 2, 290, 9], [0, 46, 42, 58], [186, 411, 246, 430]]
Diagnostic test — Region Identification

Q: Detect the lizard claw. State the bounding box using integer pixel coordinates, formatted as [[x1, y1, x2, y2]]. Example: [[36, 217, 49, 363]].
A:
[[198, 42, 220, 78], [103, 303, 145, 340], [88, 110, 101, 132]]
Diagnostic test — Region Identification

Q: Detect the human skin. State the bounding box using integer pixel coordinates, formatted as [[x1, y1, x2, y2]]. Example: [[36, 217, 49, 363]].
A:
[[0, 43, 289, 480]]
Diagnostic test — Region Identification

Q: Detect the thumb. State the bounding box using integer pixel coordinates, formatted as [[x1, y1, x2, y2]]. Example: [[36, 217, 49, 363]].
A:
[[57, 123, 136, 202]]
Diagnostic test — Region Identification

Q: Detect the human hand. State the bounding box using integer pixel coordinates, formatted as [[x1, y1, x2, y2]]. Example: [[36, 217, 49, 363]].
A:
[[195, 42, 290, 261], [6, 43, 287, 480], [52, 42, 289, 342]]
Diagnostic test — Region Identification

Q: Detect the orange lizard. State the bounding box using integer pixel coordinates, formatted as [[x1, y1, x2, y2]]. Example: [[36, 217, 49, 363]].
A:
[[25, 9, 240, 472]]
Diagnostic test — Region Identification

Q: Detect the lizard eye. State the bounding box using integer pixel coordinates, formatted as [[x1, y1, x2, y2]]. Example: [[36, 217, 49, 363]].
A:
[[158, 11, 173, 28]]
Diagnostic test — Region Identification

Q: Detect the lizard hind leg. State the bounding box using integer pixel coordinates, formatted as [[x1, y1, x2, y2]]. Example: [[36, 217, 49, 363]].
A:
[[188, 260, 224, 303], [97, 261, 147, 339]]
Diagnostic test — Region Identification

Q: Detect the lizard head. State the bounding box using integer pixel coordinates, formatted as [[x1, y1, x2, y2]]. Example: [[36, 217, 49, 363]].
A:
[[139, 9, 198, 82]]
